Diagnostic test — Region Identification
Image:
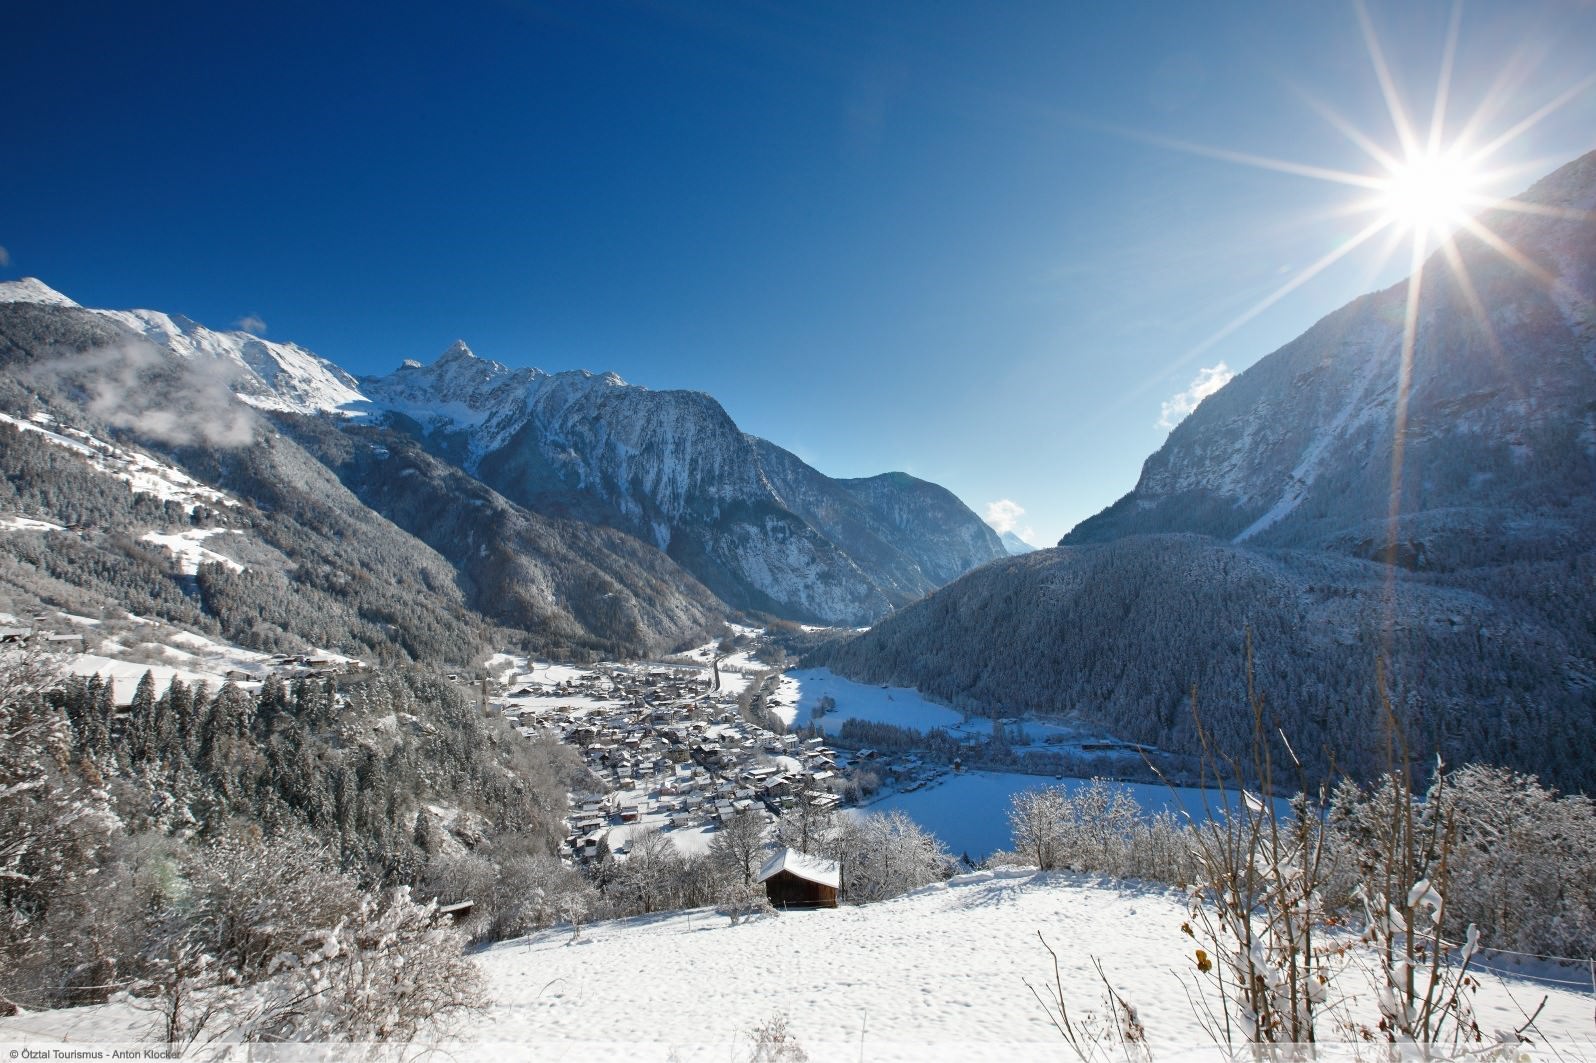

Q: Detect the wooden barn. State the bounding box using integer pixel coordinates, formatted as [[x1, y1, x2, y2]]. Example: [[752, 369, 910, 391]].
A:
[[756, 847, 840, 909]]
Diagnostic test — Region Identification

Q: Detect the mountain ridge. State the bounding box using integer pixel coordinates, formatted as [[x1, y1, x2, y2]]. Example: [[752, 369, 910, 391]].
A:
[[0, 281, 1002, 655]]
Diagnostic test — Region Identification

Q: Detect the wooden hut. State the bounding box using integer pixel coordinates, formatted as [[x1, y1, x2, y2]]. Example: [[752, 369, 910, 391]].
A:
[[757, 847, 840, 909], [437, 900, 475, 925]]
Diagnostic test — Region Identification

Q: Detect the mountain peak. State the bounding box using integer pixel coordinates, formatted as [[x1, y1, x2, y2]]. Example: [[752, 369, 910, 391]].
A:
[[0, 277, 80, 308], [438, 340, 477, 364], [999, 530, 1036, 556]]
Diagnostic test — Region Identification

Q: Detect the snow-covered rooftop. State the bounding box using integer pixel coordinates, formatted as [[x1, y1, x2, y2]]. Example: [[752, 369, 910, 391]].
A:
[[756, 847, 840, 889]]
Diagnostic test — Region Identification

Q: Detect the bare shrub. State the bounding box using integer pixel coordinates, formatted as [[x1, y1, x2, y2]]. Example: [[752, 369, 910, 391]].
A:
[[745, 1011, 808, 1062]]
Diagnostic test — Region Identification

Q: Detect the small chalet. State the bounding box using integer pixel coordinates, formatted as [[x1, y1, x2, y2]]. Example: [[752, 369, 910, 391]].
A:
[[756, 847, 840, 910]]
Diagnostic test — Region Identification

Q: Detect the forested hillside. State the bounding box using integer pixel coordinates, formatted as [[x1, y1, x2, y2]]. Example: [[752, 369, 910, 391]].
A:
[[812, 536, 1596, 788], [0, 651, 583, 1014]]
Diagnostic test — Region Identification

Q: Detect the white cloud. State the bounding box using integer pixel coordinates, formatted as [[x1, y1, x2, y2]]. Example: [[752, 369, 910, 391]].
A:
[[0, 245, 10, 267], [234, 313, 267, 334], [24, 339, 258, 448], [1158, 362, 1234, 430], [984, 499, 1025, 535]]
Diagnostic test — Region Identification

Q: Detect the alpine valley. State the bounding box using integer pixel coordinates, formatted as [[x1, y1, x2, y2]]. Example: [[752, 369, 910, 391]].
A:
[[814, 148, 1596, 792], [0, 279, 1006, 667]]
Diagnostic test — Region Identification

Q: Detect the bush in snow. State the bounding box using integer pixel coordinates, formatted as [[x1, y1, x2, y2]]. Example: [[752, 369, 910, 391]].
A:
[[835, 810, 951, 903], [1420, 764, 1595, 959], [183, 834, 364, 979], [1008, 786, 1072, 871], [1007, 778, 1176, 878], [135, 834, 485, 1045], [240, 886, 485, 1043], [744, 1012, 808, 1062]]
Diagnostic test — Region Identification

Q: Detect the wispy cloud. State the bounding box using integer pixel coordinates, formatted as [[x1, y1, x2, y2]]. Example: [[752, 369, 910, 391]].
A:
[[233, 313, 267, 334], [25, 339, 258, 448], [0, 245, 11, 267], [984, 499, 1026, 535], [1158, 362, 1234, 430]]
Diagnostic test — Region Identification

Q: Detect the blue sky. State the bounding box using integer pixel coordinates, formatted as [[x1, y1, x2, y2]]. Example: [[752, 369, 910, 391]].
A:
[[5, 1, 1594, 544]]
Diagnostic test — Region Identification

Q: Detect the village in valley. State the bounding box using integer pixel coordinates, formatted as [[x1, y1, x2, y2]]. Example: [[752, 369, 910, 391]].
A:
[[478, 628, 868, 861], [479, 629, 896, 869]]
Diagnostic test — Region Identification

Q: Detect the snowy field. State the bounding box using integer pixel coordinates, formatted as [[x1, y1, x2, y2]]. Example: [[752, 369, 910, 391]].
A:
[[140, 528, 245, 574], [0, 514, 65, 532], [790, 668, 1126, 750], [791, 667, 966, 735], [484, 654, 606, 690], [607, 818, 721, 857], [3, 872, 1592, 1058], [479, 872, 1596, 1061]]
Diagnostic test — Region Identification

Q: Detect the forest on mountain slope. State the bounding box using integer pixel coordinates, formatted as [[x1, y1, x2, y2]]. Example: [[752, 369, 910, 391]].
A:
[[810, 534, 1596, 791]]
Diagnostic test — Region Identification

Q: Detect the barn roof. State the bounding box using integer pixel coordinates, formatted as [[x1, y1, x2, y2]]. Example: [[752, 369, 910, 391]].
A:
[[757, 847, 840, 889]]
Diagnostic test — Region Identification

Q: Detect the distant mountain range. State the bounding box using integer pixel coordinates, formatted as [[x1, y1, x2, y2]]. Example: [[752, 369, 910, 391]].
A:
[[359, 343, 1004, 622], [815, 149, 1596, 790], [0, 280, 1003, 663]]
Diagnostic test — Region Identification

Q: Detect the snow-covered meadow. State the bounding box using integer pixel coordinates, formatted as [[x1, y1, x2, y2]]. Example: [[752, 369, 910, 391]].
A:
[[5, 869, 1590, 1058], [791, 667, 966, 735], [483, 870, 1596, 1060], [790, 667, 1122, 750], [490, 870, 1592, 1059]]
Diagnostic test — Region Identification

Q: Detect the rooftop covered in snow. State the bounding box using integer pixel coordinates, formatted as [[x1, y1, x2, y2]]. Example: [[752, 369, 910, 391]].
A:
[[757, 847, 840, 889]]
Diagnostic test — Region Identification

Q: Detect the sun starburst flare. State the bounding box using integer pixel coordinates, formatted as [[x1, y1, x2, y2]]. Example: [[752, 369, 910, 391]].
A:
[[1143, 0, 1595, 378], [1130, 0, 1595, 643], [1372, 146, 1485, 237]]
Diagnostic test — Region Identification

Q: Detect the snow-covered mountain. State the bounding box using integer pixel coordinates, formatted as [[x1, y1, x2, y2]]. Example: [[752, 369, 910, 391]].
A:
[[0, 278, 365, 417], [360, 344, 1005, 624], [815, 149, 1596, 790], [999, 530, 1035, 555], [0, 277, 81, 308], [0, 280, 1001, 638], [1066, 149, 1596, 560]]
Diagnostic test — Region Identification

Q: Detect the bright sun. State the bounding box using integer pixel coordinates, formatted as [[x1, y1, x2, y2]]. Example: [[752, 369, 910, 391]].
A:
[[1375, 148, 1482, 236]]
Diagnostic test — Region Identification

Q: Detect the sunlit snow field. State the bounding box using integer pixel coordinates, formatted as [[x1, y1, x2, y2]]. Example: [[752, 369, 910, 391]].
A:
[[10, 870, 1589, 1059], [790, 667, 967, 734]]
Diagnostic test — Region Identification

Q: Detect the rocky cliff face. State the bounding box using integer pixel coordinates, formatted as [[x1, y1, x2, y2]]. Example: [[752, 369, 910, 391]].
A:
[[361, 346, 1004, 624]]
